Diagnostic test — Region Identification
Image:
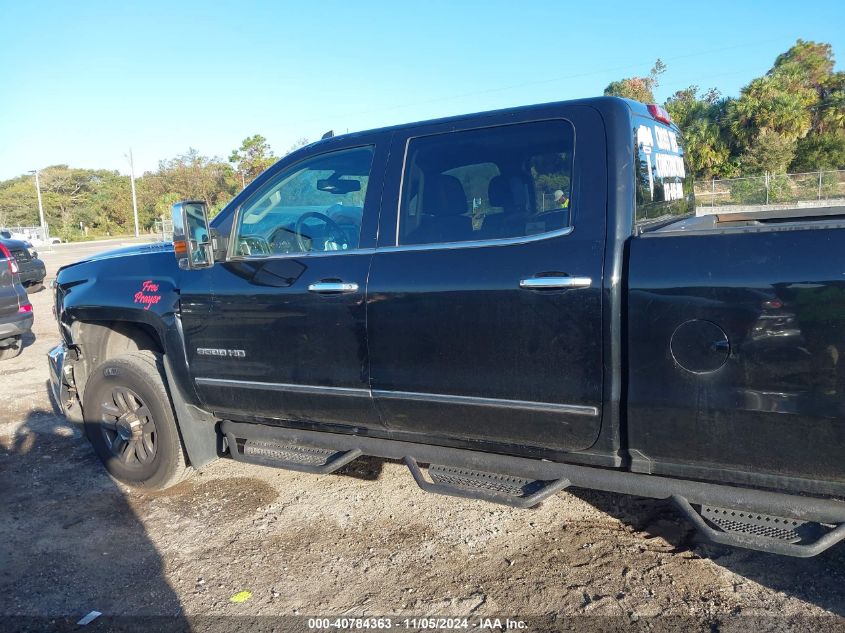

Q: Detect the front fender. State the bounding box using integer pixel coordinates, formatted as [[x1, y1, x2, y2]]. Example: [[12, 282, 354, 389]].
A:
[[57, 250, 198, 401], [55, 249, 219, 467]]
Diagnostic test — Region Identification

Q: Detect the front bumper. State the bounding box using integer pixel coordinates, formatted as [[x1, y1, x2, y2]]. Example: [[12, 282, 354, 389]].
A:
[[48, 342, 81, 420]]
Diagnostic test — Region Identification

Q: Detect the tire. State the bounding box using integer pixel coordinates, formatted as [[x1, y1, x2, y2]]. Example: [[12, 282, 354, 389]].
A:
[[83, 350, 192, 490], [25, 282, 44, 294], [0, 336, 22, 360]]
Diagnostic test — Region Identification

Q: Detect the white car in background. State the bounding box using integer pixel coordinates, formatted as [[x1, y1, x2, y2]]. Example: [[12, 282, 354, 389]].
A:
[[0, 230, 32, 247], [0, 230, 61, 246]]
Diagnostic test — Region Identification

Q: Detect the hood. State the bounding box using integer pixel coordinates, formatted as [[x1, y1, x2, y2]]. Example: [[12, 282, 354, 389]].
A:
[[61, 240, 174, 270]]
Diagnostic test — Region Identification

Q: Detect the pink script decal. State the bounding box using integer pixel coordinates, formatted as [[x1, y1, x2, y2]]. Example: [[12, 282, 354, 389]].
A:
[[134, 280, 162, 310]]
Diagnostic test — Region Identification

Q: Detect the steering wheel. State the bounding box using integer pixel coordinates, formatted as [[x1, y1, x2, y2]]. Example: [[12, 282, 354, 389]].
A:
[[295, 211, 348, 253]]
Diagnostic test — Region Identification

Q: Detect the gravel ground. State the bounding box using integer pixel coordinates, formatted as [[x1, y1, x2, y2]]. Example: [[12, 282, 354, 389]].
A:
[[0, 240, 843, 632]]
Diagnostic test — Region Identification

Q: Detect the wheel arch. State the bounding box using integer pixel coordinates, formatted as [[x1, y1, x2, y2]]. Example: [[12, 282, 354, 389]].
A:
[[70, 317, 220, 470], [70, 319, 163, 399]]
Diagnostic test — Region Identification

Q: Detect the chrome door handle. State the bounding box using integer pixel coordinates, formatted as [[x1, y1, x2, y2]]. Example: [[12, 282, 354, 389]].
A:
[[307, 281, 359, 293], [519, 276, 592, 290]]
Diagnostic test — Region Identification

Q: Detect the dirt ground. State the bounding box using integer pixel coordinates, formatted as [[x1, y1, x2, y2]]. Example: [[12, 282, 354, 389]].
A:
[[1, 240, 844, 632]]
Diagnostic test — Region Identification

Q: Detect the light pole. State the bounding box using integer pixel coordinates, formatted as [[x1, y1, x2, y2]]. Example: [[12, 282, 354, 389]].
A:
[[28, 170, 47, 240], [125, 149, 140, 238]]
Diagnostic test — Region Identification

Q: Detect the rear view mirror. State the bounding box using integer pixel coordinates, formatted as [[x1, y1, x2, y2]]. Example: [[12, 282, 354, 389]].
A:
[[172, 200, 213, 270], [316, 178, 361, 194]]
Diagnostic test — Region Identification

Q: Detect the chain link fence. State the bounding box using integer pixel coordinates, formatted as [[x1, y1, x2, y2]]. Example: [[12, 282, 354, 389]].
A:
[[5, 222, 175, 244], [695, 170, 845, 209]]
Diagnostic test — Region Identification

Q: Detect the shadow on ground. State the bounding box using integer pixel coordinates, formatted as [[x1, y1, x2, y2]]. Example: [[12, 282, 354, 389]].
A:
[[19, 330, 36, 353], [570, 488, 845, 617], [0, 408, 190, 629], [333, 454, 395, 481], [325, 451, 845, 616]]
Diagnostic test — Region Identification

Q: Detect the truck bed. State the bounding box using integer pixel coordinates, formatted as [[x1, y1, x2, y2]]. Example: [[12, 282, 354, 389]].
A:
[[627, 219, 845, 497]]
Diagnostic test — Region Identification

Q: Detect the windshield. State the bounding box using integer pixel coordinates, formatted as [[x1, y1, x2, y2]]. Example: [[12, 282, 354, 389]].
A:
[[634, 116, 694, 228]]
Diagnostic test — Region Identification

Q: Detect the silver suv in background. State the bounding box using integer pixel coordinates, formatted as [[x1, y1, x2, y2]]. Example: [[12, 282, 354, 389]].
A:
[[0, 242, 33, 360]]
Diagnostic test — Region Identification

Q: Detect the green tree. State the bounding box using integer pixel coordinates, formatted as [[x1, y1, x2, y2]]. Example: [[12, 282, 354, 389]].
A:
[[0, 166, 140, 240], [726, 76, 814, 173], [726, 39, 841, 174], [604, 59, 666, 103], [0, 152, 244, 241], [229, 134, 275, 185], [665, 86, 733, 179], [36, 166, 132, 238], [154, 192, 183, 223], [85, 171, 133, 234], [142, 148, 239, 216], [773, 39, 835, 91], [737, 130, 800, 174], [817, 72, 845, 133], [792, 130, 845, 171], [727, 74, 814, 143], [0, 175, 39, 228]]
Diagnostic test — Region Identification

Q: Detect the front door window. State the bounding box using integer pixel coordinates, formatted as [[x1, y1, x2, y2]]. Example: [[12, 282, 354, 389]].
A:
[[233, 146, 374, 257]]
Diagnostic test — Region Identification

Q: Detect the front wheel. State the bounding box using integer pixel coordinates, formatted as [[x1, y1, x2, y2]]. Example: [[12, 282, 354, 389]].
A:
[[83, 351, 192, 489]]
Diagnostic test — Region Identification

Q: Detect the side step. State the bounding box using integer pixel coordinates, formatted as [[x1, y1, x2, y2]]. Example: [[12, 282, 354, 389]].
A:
[[672, 496, 845, 558], [220, 421, 845, 556], [226, 434, 361, 474], [406, 458, 570, 508]]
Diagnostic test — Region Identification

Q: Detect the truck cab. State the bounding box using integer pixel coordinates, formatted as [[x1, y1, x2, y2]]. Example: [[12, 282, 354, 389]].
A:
[[48, 97, 845, 557]]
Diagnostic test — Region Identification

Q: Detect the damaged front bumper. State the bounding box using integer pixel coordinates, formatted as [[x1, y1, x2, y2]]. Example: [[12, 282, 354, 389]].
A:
[[48, 342, 82, 422]]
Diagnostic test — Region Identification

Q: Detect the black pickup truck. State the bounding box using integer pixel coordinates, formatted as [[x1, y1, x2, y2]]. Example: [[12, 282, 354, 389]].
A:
[[48, 97, 845, 557]]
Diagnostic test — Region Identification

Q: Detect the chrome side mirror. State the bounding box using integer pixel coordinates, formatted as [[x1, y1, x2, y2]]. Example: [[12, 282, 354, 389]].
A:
[[171, 200, 213, 270]]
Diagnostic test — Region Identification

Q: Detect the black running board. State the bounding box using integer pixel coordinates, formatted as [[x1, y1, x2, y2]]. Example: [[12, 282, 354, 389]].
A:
[[220, 421, 845, 556], [671, 496, 845, 558], [405, 457, 570, 508], [227, 434, 362, 474]]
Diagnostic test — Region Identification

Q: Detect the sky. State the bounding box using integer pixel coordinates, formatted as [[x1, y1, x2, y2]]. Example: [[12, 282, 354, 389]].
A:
[[1, 0, 844, 181]]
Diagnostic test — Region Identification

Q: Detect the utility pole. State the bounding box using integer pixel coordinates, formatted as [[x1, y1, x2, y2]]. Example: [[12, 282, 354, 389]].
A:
[[28, 170, 47, 240], [127, 149, 140, 237]]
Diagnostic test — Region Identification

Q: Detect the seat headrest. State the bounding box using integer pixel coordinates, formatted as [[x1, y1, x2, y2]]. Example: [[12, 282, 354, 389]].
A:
[[488, 174, 531, 209], [421, 174, 468, 217]]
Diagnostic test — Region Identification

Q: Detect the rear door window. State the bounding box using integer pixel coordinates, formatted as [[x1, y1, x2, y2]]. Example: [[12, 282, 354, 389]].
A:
[[398, 120, 575, 246]]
